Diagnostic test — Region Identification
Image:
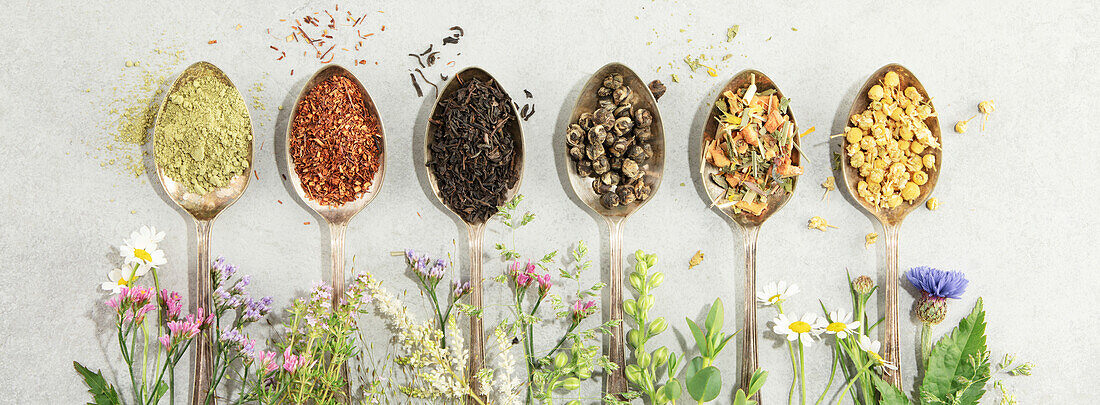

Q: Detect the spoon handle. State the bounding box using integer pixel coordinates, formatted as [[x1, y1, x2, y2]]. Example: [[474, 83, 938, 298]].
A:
[[740, 225, 762, 404], [606, 217, 627, 395], [191, 219, 214, 405], [466, 223, 487, 399], [329, 222, 349, 305], [883, 223, 902, 387]]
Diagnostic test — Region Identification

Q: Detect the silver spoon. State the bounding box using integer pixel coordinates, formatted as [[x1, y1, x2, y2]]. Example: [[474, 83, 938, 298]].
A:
[[152, 61, 253, 404], [565, 62, 664, 395], [839, 63, 942, 387], [700, 69, 801, 403], [425, 66, 524, 397], [284, 64, 386, 307]]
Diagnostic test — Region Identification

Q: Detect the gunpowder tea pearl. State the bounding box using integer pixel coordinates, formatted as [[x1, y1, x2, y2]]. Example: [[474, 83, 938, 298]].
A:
[[154, 65, 251, 195], [290, 74, 383, 206], [427, 77, 519, 224]]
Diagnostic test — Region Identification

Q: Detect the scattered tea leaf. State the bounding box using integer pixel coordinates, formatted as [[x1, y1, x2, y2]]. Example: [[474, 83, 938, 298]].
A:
[[726, 25, 740, 42]]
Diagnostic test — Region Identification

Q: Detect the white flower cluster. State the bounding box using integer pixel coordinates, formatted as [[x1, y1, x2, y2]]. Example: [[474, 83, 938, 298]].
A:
[[359, 273, 470, 399], [489, 326, 522, 405]]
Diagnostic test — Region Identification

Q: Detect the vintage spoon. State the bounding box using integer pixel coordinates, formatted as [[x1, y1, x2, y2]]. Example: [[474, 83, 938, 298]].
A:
[[284, 64, 386, 307], [839, 63, 942, 387], [700, 69, 801, 403], [152, 61, 253, 404], [425, 66, 524, 397], [565, 62, 664, 395]]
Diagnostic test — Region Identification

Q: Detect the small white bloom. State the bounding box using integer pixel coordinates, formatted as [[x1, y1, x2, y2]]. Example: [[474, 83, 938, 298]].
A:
[[771, 312, 826, 347], [120, 226, 167, 273], [858, 335, 897, 373], [756, 281, 800, 306], [824, 309, 861, 339], [101, 268, 131, 294]]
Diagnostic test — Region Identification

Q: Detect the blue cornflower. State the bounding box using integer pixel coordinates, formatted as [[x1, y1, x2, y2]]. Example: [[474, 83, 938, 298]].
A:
[[906, 266, 968, 325], [906, 266, 968, 299]]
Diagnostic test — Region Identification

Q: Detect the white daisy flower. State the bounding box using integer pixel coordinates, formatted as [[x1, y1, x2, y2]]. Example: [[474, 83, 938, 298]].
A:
[[771, 312, 826, 347], [101, 268, 132, 294], [756, 281, 800, 306], [120, 226, 167, 272], [857, 335, 897, 373], [824, 309, 861, 339]]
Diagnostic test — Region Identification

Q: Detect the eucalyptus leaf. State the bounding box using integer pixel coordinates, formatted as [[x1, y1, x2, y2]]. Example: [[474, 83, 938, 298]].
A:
[[686, 318, 706, 352], [686, 366, 723, 402], [685, 356, 707, 383], [705, 298, 724, 332]]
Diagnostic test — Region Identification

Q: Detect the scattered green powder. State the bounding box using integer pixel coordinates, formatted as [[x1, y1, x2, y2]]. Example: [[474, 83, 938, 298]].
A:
[[154, 65, 252, 195], [91, 42, 187, 178]]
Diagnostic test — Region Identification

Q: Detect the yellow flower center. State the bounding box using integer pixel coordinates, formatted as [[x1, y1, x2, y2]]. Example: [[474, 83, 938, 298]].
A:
[[768, 294, 782, 303], [868, 351, 885, 365], [117, 277, 129, 286], [134, 248, 153, 263], [827, 322, 847, 332], [789, 321, 811, 334]]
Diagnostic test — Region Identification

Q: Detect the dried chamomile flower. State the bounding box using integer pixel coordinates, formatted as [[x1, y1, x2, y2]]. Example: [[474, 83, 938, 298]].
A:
[[688, 250, 704, 269], [954, 114, 977, 133], [883, 71, 900, 87], [808, 216, 837, 232], [821, 176, 836, 201], [926, 197, 939, 211], [978, 99, 995, 131], [865, 232, 878, 248]]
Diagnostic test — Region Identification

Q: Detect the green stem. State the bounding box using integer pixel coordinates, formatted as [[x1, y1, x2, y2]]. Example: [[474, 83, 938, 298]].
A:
[[815, 345, 839, 405], [544, 323, 579, 361], [921, 322, 932, 369], [798, 340, 806, 405], [777, 302, 798, 405], [834, 371, 863, 405]]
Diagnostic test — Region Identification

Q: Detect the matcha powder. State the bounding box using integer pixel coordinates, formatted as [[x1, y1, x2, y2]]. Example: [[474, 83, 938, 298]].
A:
[[154, 67, 251, 195]]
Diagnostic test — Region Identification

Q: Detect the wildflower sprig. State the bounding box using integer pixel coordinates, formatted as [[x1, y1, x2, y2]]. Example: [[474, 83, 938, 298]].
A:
[[75, 226, 213, 405], [202, 257, 272, 404], [399, 249, 471, 348], [623, 250, 681, 405], [492, 195, 614, 404]]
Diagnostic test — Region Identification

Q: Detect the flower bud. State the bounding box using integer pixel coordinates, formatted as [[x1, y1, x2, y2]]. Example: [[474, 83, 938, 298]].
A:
[[625, 364, 643, 384], [562, 377, 581, 390], [915, 292, 947, 324], [553, 352, 569, 369], [652, 346, 670, 367], [648, 317, 668, 335], [627, 329, 643, 348], [853, 275, 875, 296], [648, 272, 665, 288]]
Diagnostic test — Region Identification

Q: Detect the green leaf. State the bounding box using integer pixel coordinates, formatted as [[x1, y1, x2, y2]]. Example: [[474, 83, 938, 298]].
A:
[[872, 373, 912, 405], [713, 332, 736, 356], [684, 356, 706, 383], [73, 361, 120, 405], [150, 381, 168, 404], [686, 366, 722, 402], [685, 318, 707, 353], [705, 298, 724, 332], [746, 369, 768, 395], [733, 389, 749, 405], [920, 298, 989, 405], [659, 379, 682, 401]]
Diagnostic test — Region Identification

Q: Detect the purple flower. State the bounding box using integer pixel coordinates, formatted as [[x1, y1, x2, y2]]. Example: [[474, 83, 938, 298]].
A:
[[451, 280, 472, 300], [212, 256, 238, 285], [906, 266, 968, 299]]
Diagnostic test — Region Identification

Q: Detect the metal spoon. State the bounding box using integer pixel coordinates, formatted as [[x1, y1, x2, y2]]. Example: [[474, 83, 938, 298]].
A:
[[284, 65, 386, 307], [700, 69, 800, 403], [425, 66, 524, 397], [565, 62, 664, 395], [839, 63, 941, 387], [152, 61, 253, 404]]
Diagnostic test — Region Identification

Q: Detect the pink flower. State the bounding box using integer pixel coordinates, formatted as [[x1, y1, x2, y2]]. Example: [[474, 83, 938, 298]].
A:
[[159, 335, 171, 350], [127, 286, 154, 306], [536, 274, 552, 297], [106, 294, 124, 310], [254, 350, 279, 373], [133, 302, 157, 323], [160, 289, 183, 320], [571, 299, 598, 323], [516, 271, 533, 288], [282, 347, 300, 374]]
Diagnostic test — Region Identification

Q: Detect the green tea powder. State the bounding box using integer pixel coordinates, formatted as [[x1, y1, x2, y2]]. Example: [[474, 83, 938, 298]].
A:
[[154, 67, 251, 195]]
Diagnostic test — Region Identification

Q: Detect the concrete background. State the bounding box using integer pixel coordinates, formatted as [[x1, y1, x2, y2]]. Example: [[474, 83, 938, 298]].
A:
[[1, 0, 1097, 403]]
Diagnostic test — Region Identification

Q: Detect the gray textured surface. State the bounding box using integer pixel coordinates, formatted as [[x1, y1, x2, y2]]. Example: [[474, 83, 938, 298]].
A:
[[1, 0, 1097, 403]]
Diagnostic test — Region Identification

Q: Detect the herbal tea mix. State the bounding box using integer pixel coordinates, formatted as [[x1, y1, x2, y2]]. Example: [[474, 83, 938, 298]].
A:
[[427, 77, 520, 223], [290, 74, 383, 206], [153, 65, 251, 195]]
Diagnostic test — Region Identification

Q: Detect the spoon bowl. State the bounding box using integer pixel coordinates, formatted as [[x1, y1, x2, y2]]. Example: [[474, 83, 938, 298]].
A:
[[839, 63, 942, 387], [699, 69, 799, 402], [701, 69, 800, 226], [840, 63, 941, 225], [564, 62, 664, 395], [285, 64, 387, 226], [425, 66, 524, 397], [152, 61, 253, 404]]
